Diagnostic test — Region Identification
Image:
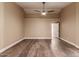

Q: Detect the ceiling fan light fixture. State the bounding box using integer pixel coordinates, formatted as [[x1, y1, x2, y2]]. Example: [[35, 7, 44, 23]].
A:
[[41, 12, 46, 15]]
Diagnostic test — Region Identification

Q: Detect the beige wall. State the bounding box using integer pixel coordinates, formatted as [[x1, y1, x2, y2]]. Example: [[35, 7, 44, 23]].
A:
[[0, 3, 25, 49], [60, 3, 79, 46], [0, 3, 4, 49], [24, 18, 59, 39], [76, 3, 79, 46]]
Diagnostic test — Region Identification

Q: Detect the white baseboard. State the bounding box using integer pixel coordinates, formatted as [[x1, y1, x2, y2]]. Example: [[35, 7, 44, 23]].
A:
[[60, 37, 79, 49], [0, 38, 24, 53], [24, 37, 51, 39]]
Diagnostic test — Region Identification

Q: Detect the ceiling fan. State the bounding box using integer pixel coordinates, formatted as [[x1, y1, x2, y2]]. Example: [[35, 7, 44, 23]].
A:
[[34, 2, 55, 15]]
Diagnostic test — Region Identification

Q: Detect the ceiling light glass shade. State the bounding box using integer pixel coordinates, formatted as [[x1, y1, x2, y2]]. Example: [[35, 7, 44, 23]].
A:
[[41, 12, 46, 15]]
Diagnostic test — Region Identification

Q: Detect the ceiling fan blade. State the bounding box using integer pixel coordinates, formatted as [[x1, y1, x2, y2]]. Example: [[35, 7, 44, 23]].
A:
[[48, 10, 55, 12], [34, 10, 40, 12]]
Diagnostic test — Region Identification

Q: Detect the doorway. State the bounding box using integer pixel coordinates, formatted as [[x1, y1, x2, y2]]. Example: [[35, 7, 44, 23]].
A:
[[51, 23, 59, 39]]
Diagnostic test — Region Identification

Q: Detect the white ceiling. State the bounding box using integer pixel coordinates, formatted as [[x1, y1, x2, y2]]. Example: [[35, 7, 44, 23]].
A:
[[16, 2, 72, 17]]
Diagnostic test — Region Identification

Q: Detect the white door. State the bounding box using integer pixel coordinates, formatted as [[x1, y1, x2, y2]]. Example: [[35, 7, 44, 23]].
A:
[[51, 23, 59, 38]]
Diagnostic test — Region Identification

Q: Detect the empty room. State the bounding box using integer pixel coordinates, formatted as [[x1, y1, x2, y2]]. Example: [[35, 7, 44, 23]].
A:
[[0, 2, 79, 57]]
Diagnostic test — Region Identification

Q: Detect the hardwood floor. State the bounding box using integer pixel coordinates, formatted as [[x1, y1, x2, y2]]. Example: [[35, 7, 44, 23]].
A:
[[0, 39, 79, 57]]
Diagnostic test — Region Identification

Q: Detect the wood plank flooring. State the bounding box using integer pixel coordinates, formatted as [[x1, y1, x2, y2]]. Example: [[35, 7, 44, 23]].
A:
[[0, 39, 79, 57]]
